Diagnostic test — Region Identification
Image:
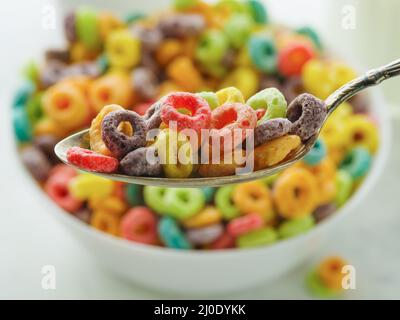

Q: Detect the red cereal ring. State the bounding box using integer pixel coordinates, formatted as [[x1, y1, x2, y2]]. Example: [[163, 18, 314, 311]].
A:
[[160, 92, 211, 133], [278, 42, 315, 77], [210, 103, 257, 148], [227, 213, 264, 237], [120, 207, 159, 245], [209, 231, 235, 250], [44, 168, 83, 212], [66, 146, 119, 173]]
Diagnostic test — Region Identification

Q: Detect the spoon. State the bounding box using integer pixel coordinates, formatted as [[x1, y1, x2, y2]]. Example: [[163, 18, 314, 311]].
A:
[[55, 59, 400, 187]]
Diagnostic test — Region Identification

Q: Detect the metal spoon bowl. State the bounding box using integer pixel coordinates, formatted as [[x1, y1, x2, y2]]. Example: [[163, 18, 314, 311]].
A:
[[55, 59, 400, 187]]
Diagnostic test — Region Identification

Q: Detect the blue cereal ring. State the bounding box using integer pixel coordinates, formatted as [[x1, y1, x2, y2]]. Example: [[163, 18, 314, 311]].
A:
[[13, 107, 32, 142], [297, 26, 322, 49], [201, 187, 216, 203], [303, 138, 327, 166], [158, 217, 192, 250], [247, 0, 269, 24], [13, 82, 35, 108], [340, 147, 371, 179], [248, 36, 277, 73]]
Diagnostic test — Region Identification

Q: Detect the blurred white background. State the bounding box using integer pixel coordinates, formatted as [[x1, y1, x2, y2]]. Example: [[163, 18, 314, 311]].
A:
[[0, 0, 399, 299]]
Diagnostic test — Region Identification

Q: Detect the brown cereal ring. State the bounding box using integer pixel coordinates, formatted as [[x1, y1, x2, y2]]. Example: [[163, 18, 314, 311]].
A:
[[101, 109, 147, 159], [253, 135, 301, 170], [273, 167, 318, 219], [253, 118, 293, 147], [287, 93, 327, 141]]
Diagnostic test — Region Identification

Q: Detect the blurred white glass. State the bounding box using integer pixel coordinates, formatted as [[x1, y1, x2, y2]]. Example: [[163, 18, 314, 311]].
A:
[[323, 0, 400, 105]]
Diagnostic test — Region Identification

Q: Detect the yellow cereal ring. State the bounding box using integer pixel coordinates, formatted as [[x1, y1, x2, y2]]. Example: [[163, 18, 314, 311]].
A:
[[306, 158, 337, 205], [321, 116, 350, 150], [330, 61, 357, 90], [344, 115, 379, 154], [302, 59, 334, 99], [68, 174, 114, 201], [254, 135, 301, 170], [88, 73, 132, 113], [182, 206, 222, 228], [89, 104, 133, 156], [273, 167, 318, 219], [216, 87, 245, 105], [232, 181, 274, 222], [167, 56, 204, 92], [198, 148, 245, 177], [42, 81, 90, 131], [91, 210, 120, 236], [220, 67, 258, 100], [156, 39, 183, 66], [106, 29, 141, 69], [317, 256, 348, 291]]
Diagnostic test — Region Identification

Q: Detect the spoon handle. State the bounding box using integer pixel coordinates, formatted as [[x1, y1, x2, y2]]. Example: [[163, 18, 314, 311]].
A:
[[325, 58, 400, 114]]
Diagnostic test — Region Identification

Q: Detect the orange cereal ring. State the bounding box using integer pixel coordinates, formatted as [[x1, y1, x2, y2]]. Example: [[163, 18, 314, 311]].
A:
[[253, 135, 301, 170], [232, 181, 274, 222], [89, 104, 133, 156], [88, 195, 127, 217], [98, 12, 124, 40], [182, 206, 222, 229], [88, 73, 132, 113], [317, 256, 348, 291], [157, 81, 184, 98], [42, 80, 91, 131], [34, 117, 69, 138], [273, 167, 318, 219], [69, 41, 99, 63], [156, 39, 183, 66], [198, 148, 245, 177], [90, 210, 120, 236], [166, 56, 204, 92]]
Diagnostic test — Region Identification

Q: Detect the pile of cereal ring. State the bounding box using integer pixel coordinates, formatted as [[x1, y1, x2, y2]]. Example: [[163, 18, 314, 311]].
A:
[[13, 0, 379, 250]]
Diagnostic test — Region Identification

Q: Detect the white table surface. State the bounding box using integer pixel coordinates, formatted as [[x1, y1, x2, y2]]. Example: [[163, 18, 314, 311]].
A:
[[0, 0, 399, 299]]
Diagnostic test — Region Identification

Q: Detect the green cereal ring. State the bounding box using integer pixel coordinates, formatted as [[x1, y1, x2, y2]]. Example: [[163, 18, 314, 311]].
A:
[[143, 186, 168, 214], [158, 217, 192, 250], [196, 91, 219, 110], [174, 0, 198, 10], [247, 0, 269, 24], [246, 88, 287, 123], [26, 93, 43, 126], [305, 271, 339, 299], [23, 60, 39, 83], [224, 14, 253, 49], [76, 7, 101, 49], [248, 36, 277, 73], [278, 215, 315, 239], [340, 147, 372, 179], [13, 107, 32, 142], [215, 186, 241, 220], [196, 30, 229, 66], [335, 170, 353, 207], [200, 187, 216, 203], [163, 188, 205, 220], [237, 227, 277, 248], [13, 82, 35, 108], [125, 184, 142, 206], [297, 26, 322, 49]]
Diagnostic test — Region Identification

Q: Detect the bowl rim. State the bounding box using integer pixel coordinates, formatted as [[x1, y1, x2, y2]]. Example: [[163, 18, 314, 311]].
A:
[[15, 87, 392, 259]]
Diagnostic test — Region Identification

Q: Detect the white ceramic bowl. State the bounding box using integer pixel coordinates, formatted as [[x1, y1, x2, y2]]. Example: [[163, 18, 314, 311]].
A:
[[20, 89, 390, 294], [18, 0, 390, 294]]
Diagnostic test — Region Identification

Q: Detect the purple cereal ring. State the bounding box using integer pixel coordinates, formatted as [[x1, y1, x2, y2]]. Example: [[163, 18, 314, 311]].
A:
[[131, 25, 163, 52], [39, 61, 66, 88], [33, 134, 60, 164], [158, 14, 205, 38], [287, 93, 327, 141], [253, 118, 292, 147], [312, 203, 337, 223], [143, 99, 164, 130], [45, 49, 70, 64], [131, 67, 158, 101], [101, 110, 147, 159], [21, 146, 52, 182], [281, 77, 305, 104], [64, 12, 77, 43], [186, 224, 224, 246], [120, 146, 162, 177]]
